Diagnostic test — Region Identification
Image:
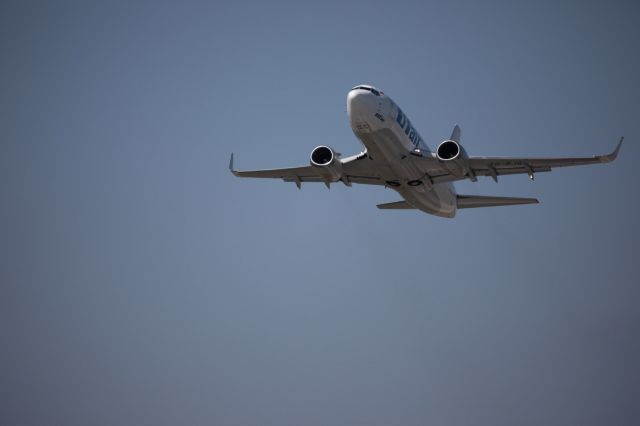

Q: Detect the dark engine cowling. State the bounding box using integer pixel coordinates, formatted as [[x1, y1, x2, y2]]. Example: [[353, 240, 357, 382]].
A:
[[310, 145, 342, 181], [436, 140, 470, 177]]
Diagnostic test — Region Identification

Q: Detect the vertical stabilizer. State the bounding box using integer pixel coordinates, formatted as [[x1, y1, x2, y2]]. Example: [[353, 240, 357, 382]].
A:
[[450, 124, 461, 142]]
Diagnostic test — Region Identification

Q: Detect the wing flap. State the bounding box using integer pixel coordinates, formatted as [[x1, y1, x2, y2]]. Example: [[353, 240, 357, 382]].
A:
[[457, 195, 539, 209]]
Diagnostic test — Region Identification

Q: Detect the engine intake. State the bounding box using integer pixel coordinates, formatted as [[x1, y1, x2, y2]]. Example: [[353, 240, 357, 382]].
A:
[[310, 146, 335, 166], [437, 140, 461, 161], [436, 139, 472, 178], [310, 145, 342, 182]]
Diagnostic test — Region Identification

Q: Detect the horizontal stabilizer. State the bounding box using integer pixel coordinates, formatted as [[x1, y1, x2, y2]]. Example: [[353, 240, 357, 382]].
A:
[[457, 195, 539, 209], [377, 200, 415, 209]]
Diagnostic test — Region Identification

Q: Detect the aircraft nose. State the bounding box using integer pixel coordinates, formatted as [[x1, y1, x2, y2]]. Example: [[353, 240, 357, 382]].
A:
[[347, 88, 378, 117]]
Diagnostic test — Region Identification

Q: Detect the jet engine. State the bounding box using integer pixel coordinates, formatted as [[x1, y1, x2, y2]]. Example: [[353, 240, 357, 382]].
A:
[[436, 139, 473, 179], [310, 145, 343, 182]]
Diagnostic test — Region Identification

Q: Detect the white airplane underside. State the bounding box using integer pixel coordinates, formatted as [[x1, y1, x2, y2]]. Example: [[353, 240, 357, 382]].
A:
[[230, 84, 623, 218]]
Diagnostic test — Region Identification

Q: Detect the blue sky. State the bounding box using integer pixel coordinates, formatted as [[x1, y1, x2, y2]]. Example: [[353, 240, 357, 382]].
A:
[[1, 1, 639, 425]]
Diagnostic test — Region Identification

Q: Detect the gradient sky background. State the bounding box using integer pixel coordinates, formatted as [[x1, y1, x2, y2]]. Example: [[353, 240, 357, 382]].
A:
[[1, 1, 639, 425]]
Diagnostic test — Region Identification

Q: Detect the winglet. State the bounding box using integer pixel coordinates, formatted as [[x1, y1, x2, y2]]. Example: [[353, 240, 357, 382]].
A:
[[600, 137, 624, 163], [229, 153, 238, 176]]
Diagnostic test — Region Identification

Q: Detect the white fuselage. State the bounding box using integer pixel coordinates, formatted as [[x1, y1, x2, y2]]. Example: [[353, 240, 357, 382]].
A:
[[347, 86, 457, 218]]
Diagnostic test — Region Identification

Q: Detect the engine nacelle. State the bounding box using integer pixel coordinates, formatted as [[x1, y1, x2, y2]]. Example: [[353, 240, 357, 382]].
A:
[[310, 145, 343, 181], [436, 140, 471, 178]]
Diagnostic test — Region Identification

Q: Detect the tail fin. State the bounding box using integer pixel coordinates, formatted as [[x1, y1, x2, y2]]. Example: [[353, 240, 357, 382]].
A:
[[450, 124, 461, 142], [457, 195, 539, 209]]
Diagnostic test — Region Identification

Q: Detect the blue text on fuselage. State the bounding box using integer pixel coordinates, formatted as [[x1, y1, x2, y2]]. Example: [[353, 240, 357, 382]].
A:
[[395, 107, 423, 148]]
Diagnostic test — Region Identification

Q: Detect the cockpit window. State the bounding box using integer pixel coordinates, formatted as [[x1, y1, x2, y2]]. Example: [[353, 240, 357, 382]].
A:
[[350, 86, 381, 97]]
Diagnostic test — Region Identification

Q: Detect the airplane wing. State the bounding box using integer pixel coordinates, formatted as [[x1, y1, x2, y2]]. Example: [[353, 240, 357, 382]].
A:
[[415, 137, 624, 184], [229, 152, 384, 188]]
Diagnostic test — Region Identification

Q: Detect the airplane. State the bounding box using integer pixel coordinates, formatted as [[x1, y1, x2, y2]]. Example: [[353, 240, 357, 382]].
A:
[[230, 84, 623, 218]]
